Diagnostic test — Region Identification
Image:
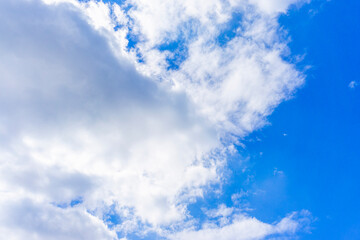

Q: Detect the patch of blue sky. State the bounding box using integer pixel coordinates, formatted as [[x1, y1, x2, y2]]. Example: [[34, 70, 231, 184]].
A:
[[83, 0, 136, 49], [154, 20, 199, 70], [87, 0, 128, 6], [103, 0, 127, 4], [102, 205, 159, 239], [125, 32, 145, 62], [186, 195, 230, 229], [186, 152, 251, 227], [103, 205, 123, 228], [54, 197, 83, 209], [157, 39, 189, 71], [101, 206, 133, 239], [153, 12, 246, 70], [215, 11, 244, 47], [123, 232, 165, 240]]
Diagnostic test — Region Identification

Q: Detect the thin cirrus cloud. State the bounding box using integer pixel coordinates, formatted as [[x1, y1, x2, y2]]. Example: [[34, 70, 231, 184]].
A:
[[349, 80, 358, 89], [0, 0, 310, 239]]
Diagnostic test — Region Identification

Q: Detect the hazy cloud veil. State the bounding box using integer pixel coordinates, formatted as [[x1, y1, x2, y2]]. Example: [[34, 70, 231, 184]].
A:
[[0, 0, 311, 239]]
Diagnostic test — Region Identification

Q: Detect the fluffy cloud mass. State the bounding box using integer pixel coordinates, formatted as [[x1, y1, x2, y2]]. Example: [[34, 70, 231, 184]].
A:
[[0, 0, 310, 239]]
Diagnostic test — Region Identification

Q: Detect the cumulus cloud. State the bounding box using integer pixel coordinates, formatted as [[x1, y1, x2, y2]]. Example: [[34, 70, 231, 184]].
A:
[[0, 0, 311, 239], [0, 195, 117, 240], [0, 0, 218, 227], [100, 0, 306, 136]]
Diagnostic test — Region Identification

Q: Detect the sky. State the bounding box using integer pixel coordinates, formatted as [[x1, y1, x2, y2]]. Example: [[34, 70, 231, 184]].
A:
[[0, 0, 359, 239]]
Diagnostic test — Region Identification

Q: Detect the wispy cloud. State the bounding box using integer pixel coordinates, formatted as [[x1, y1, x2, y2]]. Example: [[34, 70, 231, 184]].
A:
[[349, 81, 358, 89]]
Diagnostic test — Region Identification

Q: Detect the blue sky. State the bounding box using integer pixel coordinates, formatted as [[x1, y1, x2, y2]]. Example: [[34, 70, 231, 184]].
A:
[[251, 1, 360, 238], [225, 1, 360, 239], [0, 0, 359, 239]]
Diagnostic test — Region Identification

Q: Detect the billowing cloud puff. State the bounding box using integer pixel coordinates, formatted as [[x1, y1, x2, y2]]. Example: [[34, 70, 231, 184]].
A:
[[0, 0, 310, 239], [171, 210, 312, 240]]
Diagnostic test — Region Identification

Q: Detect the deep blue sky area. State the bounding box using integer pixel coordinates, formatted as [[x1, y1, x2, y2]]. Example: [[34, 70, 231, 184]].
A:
[[236, 0, 360, 239]]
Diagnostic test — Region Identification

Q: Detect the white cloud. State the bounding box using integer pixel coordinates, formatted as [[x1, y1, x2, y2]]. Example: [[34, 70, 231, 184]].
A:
[[0, 195, 117, 240], [349, 81, 357, 89], [171, 210, 312, 240], [0, 0, 219, 231], [0, 0, 311, 239], [105, 0, 306, 136], [204, 204, 234, 219], [250, 0, 310, 14]]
